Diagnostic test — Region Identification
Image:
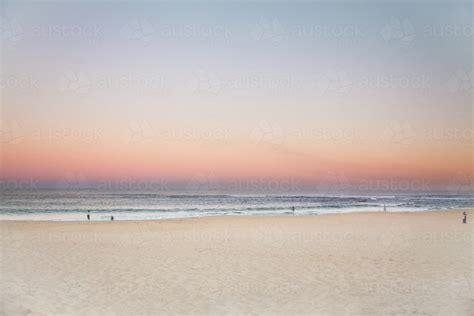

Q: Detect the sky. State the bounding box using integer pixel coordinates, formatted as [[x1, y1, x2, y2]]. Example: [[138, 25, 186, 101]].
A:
[[1, 1, 473, 193]]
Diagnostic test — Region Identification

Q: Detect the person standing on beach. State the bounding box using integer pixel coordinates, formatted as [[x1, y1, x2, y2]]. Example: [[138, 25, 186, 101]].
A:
[[111, 216, 114, 221], [462, 211, 467, 224], [292, 206, 295, 214], [87, 211, 90, 221]]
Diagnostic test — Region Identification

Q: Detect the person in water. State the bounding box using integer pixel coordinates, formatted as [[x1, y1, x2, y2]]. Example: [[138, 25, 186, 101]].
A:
[[462, 211, 467, 224], [111, 216, 114, 221], [292, 206, 295, 214]]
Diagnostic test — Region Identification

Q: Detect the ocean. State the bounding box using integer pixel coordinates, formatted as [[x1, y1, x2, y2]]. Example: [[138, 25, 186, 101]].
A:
[[0, 190, 473, 221]]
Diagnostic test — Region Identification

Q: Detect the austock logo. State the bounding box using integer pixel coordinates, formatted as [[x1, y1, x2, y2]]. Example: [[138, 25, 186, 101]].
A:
[[187, 173, 220, 192], [57, 70, 92, 93], [120, 18, 155, 43], [313, 70, 352, 95], [56, 172, 89, 190], [251, 18, 284, 42], [446, 172, 473, 195], [0, 120, 24, 145], [447, 70, 473, 93], [377, 221, 416, 262], [127, 121, 154, 144], [250, 121, 284, 147], [381, 17, 416, 43], [383, 120, 415, 147], [187, 70, 221, 94], [255, 221, 285, 243], [1, 16, 23, 43], [315, 171, 351, 195]]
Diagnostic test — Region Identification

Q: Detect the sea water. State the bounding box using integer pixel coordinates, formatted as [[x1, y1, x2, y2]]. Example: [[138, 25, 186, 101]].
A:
[[0, 190, 473, 221]]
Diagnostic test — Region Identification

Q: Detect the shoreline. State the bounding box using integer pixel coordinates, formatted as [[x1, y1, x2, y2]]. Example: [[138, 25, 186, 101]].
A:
[[0, 207, 472, 223]]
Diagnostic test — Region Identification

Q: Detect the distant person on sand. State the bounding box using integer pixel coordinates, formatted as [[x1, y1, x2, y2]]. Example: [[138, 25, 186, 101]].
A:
[[87, 211, 90, 221], [292, 206, 295, 214], [462, 211, 467, 224], [111, 216, 114, 221]]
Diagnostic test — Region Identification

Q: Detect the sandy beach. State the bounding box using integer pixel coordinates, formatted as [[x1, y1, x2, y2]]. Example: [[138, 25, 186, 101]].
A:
[[1, 210, 472, 315]]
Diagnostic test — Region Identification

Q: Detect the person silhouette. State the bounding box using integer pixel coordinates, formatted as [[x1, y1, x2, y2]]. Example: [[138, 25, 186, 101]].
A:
[[462, 211, 467, 224], [87, 210, 90, 221], [111, 215, 114, 221], [292, 206, 295, 214]]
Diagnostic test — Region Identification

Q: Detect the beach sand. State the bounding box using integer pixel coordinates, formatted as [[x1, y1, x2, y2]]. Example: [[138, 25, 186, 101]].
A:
[[1, 210, 472, 315]]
